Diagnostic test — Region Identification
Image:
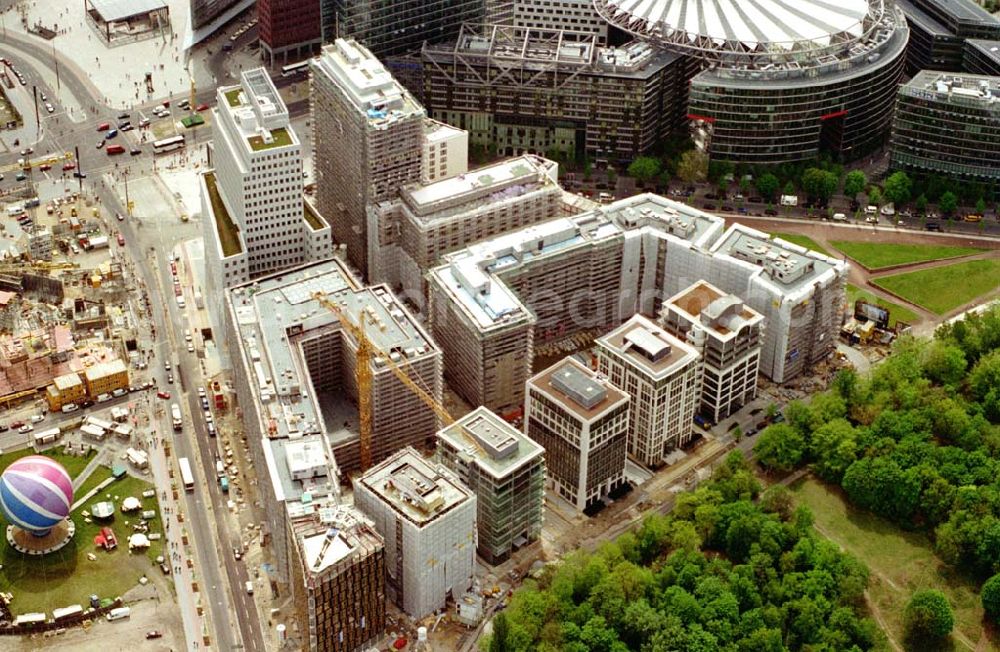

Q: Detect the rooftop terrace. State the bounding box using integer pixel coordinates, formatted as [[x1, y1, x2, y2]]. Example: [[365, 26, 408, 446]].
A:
[[357, 448, 473, 527], [437, 407, 544, 479], [528, 357, 628, 423], [203, 172, 243, 257], [597, 314, 699, 380], [665, 280, 763, 340], [711, 225, 842, 293]]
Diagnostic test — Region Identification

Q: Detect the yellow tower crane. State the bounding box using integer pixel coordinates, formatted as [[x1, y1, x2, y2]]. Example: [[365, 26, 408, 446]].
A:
[[0, 151, 74, 174], [0, 260, 78, 274], [312, 291, 462, 472]]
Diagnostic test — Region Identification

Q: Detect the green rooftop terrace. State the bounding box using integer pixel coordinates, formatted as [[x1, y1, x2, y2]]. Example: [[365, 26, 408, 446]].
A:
[[224, 88, 243, 107], [248, 127, 292, 151], [204, 172, 243, 257]]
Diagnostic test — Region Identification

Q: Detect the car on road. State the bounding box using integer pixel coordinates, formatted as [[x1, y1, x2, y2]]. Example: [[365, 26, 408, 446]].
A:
[[105, 129, 118, 139], [160, 562, 170, 575], [19, 147, 32, 156], [187, 342, 195, 353], [15, 172, 25, 181], [167, 374, 174, 384], [138, 118, 150, 128], [117, 233, 125, 246], [73, 171, 87, 179], [196, 103, 209, 111], [96, 140, 104, 149], [157, 391, 171, 400], [30, 414, 45, 423], [145, 631, 162, 640], [764, 208, 778, 216], [39, 91, 46, 101], [925, 222, 942, 232], [118, 112, 130, 120], [164, 360, 171, 371], [45, 103, 54, 113], [234, 547, 242, 561], [116, 212, 124, 221], [38, 163, 51, 172], [97, 123, 110, 131], [10, 421, 24, 429], [865, 215, 878, 224], [0, 424, 7, 432], [18, 424, 33, 434], [130, 147, 141, 156], [62, 162, 76, 171]]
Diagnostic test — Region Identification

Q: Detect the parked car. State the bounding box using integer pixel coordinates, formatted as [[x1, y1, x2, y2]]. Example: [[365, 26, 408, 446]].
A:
[[157, 390, 171, 400], [925, 222, 942, 232], [146, 631, 163, 640]]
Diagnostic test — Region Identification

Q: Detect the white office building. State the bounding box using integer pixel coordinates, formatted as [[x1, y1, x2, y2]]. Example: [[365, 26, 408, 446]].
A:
[[202, 67, 333, 302], [353, 447, 477, 619], [596, 314, 701, 467]]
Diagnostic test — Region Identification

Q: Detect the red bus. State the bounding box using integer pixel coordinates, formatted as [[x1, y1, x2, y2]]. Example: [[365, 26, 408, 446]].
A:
[[106, 145, 125, 155]]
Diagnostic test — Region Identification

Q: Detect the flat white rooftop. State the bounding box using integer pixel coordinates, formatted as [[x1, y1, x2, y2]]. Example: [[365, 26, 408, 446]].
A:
[[597, 314, 699, 380], [357, 448, 473, 527], [405, 155, 554, 210], [313, 39, 423, 126], [437, 407, 544, 479]]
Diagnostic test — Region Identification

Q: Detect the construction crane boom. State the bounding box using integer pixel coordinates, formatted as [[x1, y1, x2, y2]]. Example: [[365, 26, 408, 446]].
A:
[[0, 260, 78, 274], [313, 291, 482, 474], [0, 151, 74, 174]]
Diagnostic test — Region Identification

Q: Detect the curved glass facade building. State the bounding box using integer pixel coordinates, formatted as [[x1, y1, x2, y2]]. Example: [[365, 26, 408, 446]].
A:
[[595, 0, 910, 164]]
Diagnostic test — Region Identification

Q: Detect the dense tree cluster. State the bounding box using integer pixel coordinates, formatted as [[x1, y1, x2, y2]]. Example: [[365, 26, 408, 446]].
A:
[[755, 306, 1000, 583], [485, 454, 880, 652]]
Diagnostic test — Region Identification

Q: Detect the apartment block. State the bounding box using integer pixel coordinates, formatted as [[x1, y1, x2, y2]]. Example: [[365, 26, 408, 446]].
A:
[[436, 407, 545, 564], [897, 0, 1000, 73], [319, 0, 485, 58], [964, 39, 1000, 75], [312, 40, 426, 278], [428, 195, 847, 410], [421, 119, 468, 184], [428, 194, 725, 410], [368, 154, 563, 300], [511, 0, 610, 41], [203, 68, 334, 304], [525, 357, 629, 512], [258, 0, 322, 68], [83, 359, 129, 399], [224, 259, 443, 584], [288, 505, 385, 652], [45, 371, 86, 411], [353, 448, 477, 619], [662, 281, 764, 424], [596, 315, 701, 466], [707, 225, 847, 383], [420, 24, 692, 165], [890, 71, 1000, 189]]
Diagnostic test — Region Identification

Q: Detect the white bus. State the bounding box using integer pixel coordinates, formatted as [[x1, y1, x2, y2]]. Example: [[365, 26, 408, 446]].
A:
[[171, 403, 183, 431], [152, 135, 185, 155], [281, 60, 309, 77], [178, 457, 195, 492]]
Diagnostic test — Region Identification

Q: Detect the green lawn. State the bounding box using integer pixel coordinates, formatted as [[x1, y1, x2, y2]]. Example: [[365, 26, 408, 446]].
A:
[[774, 233, 834, 257], [831, 241, 984, 270], [791, 478, 989, 651], [846, 284, 922, 327], [873, 259, 1000, 315], [0, 453, 163, 615], [0, 447, 95, 480]]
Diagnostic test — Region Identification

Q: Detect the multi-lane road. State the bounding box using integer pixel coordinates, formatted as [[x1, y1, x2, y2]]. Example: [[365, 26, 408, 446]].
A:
[[0, 33, 279, 652]]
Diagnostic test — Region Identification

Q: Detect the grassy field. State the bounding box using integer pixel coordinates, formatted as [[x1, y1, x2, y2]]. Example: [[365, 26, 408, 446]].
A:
[[774, 233, 835, 257], [846, 284, 922, 327], [0, 452, 163, 614], [831, 241, 984, 270], [791, 478, 990, 651], [873, 259, 1000, 315]]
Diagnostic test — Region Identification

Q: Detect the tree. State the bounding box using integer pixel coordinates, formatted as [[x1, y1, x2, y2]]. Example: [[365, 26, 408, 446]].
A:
[[677, 150, 708, 184], [975, 197, 987, 216], [867, 186, 882, 206], [783, 181, 796, 196], [627, 157, 661, 185], [915, 194, 928, 214], [904, 590, 954, 640], [489, 612, 513, 652], [755, 173, 780, 200], [801, 168, 838, 203], [883, 171, 912, 207], [753, 424, 805, 473], [843, 170, 867, 199], [809, 419, 858, 483], [939, 191, 958, 216], [981, 574, 1000, 622], [739, 176, 751, 197]]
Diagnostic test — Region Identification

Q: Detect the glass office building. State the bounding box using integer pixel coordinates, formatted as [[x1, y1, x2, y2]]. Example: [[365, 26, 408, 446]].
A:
[[595, 0, 910, 165], [890, 71, 1000, 188]]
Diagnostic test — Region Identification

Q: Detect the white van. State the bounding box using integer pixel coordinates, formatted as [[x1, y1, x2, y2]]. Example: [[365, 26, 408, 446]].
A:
[[245, 581, 254, 595], [832, 213, 847, 222], [61, 403, 79, 413], [864, 205, 878, 215], [106, 607, 131, 621]]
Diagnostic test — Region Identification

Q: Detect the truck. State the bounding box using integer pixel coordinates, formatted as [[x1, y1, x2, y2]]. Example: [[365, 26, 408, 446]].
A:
[[171, 403, 182, 431]]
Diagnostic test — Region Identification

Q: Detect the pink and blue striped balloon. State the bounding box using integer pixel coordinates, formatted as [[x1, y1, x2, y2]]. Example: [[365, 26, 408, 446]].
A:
[[0, 455, 74, 536]]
